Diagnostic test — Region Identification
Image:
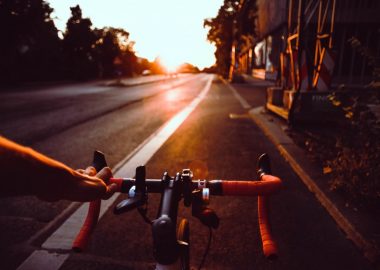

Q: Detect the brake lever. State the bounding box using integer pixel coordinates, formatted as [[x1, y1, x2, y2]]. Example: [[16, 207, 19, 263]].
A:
[[192, 189, 219, 229], [257, 153, 271, 177], [93, 151, 108, 173], [114, 165, 147, 215], [114, 193, 146, 214]]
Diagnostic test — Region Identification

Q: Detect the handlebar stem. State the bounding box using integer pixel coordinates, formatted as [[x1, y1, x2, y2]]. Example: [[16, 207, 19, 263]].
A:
[[152, 172, 182, 265]]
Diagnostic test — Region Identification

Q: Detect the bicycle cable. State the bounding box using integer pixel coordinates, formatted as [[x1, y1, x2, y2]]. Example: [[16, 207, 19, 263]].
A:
[[198, 226, 212, 270]]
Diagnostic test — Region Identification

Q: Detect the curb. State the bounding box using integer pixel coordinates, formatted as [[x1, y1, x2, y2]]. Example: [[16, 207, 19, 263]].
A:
[[249, 106, 380, 265]]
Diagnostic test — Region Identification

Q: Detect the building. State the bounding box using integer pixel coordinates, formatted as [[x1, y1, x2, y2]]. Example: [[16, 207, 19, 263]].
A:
[[231, 0, 380, 123]]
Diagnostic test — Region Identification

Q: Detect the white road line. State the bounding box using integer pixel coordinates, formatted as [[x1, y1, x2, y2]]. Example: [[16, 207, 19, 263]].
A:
[[17, 251, 69, 270], [16, 75, 213, 270], [221, 78, 252, 109]]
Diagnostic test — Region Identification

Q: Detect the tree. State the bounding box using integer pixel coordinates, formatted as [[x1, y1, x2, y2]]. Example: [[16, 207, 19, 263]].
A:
[[93, 27, 127, 78], [150, 57, 166, 75], [204, 0, 240, 77], [177, 63, 200, 73], [135, 57, 151, 75], [121, 46, 138, 77], [115, 31, 138, 77], [0, 0, 62, 83], [204, 0, 259, 77], [63, 5, 97, 79], [0, 1, 140, 83]]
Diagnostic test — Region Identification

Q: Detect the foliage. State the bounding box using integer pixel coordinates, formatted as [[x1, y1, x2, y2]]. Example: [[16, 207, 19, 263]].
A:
[[94, 27, 135, 78], [177, 63, 200, 73], [0, 0, 147, 84], [63, 5, 98, 79], [237, 0, 258, 54], [135, 58, 151, 75], [204, 0, 240, 77], [0, 0, 62, 83], [204, 0, 258, 77], [325, 36, 380, 210], [202, 65, 218, 74], [348, 36, 380, 88], [327, 90, 380, 210], [149, 57, 167, 75]]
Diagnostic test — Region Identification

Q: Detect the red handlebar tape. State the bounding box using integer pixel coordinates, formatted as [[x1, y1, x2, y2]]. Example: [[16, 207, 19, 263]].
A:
[[221, 175, 281, 259], [72, 179, 123, 252], [72, 175, 281, 253], [110, 178, 123, 192], [72, 200, 101, 252], [258, 195, 278, 259], [221, 175, 282, 196]]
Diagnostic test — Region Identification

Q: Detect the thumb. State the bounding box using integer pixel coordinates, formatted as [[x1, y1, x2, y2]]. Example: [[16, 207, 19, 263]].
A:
[[96, 167, 113, 184]]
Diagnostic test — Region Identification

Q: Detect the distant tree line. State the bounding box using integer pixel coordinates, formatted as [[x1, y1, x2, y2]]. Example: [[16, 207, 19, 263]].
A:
[[0, 0, 157, 84]]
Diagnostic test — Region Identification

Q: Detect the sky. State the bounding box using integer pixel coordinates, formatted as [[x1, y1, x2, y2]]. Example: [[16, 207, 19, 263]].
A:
[[47, 0, 223, 69]]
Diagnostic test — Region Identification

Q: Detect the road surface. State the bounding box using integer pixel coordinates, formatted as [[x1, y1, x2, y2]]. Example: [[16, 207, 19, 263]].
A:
[[0, 74, 372, 269]]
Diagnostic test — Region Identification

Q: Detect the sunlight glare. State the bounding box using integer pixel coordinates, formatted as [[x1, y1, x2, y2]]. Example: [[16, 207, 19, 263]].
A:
[[159, 54, 182, 73], [165, 90, 179, 102], [47, 0, 224, 69]]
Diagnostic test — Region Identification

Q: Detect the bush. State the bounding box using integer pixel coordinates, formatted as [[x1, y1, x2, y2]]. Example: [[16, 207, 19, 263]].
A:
[[327, 88, 380, 209], [320, 35, 380, 211], [327, 88, 380, 211]]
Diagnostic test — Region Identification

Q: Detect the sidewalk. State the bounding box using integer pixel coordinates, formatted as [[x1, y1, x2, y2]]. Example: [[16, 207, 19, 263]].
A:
[[103, 74, 188, 87], [249, 106, 380, 266]]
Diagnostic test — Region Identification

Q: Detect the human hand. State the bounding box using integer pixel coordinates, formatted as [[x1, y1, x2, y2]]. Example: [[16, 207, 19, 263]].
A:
[[37, 166, 118, 202], [0, 136, 118, 202], [71, 166, 118, 201]]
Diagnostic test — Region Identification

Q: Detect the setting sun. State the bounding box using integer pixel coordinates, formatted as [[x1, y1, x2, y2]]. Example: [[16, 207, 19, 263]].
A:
[[47, 0, 223, 69], [158, 55, 182, 73]]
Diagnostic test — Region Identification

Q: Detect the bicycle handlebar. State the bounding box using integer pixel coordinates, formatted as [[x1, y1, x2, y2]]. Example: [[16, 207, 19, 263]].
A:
[[258, 195, 278, 259], [220, 175, 281, 196], [72, 200, 101, 252], [92, 175, 281, 196], [72, 152, 282, 261]]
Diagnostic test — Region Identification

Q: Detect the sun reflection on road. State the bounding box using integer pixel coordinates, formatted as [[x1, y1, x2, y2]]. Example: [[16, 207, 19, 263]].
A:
[[165, 90, 179, 102]]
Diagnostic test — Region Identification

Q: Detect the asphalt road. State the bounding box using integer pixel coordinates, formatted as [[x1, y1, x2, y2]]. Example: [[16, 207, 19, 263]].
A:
[[0, 74, 373, 269]]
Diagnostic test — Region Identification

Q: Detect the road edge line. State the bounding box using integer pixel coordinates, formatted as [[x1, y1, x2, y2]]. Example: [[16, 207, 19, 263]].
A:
[[26, 202, 81, 246], [220, 77, 252, 109]]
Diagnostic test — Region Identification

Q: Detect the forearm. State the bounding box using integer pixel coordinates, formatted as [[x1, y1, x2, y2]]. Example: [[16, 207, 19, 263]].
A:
[[0, 136, 74, 198], [0, 137, 114, 202]]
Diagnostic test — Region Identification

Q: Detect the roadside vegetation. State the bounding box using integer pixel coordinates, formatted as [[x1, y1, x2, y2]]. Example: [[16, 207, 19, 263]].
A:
[[327, 38, 380, 212], [0, 0, 168, 85], [204, 0, 257, 78], [291, 38, 380, 213]]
